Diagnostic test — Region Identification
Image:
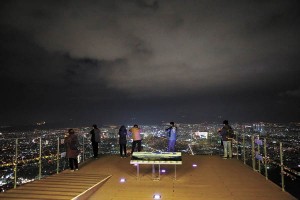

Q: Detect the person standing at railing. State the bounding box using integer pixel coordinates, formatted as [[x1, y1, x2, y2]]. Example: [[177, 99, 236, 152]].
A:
[[90, 124, 101, 159], [129, 124, 142, 155], [219, 120, 234, 159], [64, 129, 79, 171], [165, 122, 178, 152], [118, 125, 128, 158]]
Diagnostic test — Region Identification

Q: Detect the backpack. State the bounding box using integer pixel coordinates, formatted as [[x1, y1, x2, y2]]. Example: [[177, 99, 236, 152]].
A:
[[94, 129, 101, 142], [226, 127, 235, 140]]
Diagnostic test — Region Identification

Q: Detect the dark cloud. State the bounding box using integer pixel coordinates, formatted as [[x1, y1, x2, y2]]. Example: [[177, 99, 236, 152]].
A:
[[0, 0, 300, 126]]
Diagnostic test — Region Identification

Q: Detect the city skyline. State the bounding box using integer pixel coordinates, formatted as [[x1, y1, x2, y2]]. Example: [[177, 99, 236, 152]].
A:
[[1, 1, 300, 126]]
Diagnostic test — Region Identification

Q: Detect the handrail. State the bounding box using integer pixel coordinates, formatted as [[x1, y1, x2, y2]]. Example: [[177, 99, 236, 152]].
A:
[[0, 134, 93, 192]]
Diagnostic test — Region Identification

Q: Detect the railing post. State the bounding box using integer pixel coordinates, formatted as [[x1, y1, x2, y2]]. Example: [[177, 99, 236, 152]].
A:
[[251, 135, 255, 171], [14, 138, 18, 189], [236, 132, 239, 160], [280, 142, 285, 191], [243, 133, 245, 164], [39, 137, 42, 180], [57, 137, 60, 174], [82, 136, 85, 162], [258, 136, 261, 173], [264, 138, 268, 180]]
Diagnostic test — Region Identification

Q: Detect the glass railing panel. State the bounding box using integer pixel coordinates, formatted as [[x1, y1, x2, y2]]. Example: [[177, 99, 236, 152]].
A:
[[186, 133, 221, 155], [265, 138, 282, 187], [76, 134, 85, 163], [16, 162, 39, 185], [242, 134, 254, 167], [142, 134, 167, 152], [0, 138, 16, 192], [279, 141, 299, 198], [18, 138, 41, 182]]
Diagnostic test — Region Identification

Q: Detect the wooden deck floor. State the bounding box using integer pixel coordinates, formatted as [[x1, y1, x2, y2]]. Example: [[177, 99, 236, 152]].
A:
[[85, 155, 297, 200]]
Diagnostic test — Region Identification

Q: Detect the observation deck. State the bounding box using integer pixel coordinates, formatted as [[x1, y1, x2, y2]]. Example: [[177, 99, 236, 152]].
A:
[[0, 154, 296, 200]]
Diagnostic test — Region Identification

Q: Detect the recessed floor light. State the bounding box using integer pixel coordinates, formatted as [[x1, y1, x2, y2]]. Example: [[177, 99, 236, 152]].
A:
[[153, 194, 161, 199], [119, 178, 126, 183]]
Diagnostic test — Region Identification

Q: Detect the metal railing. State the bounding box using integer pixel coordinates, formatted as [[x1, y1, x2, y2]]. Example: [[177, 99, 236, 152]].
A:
[[187, 131, 299, 198], [0, 134, 93, 191]]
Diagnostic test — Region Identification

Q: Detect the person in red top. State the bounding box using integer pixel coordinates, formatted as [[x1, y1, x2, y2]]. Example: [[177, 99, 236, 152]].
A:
[[64, 129, 79, 171], [129, 124, 142, 155]]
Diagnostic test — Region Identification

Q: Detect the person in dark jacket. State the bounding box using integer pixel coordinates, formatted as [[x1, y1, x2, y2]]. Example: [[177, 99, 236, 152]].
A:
[[90, 124, 100, 159], [64, 129, 79, 171], [219, 120, 234, 159], [118, 125, 127, 158]]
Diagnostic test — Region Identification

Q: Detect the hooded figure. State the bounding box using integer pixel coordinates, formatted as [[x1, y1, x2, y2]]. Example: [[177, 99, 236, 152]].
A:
[[118, 125, 127, 157]]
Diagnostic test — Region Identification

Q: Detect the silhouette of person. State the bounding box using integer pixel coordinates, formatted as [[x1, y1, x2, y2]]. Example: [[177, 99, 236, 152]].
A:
[[219, 120, 234, 159], [90, 124, 100, 159], [118, 125, 127, 158], [165, 122, 178, 152], [64, 129, 79, 171], [129, 124, 142, 155]]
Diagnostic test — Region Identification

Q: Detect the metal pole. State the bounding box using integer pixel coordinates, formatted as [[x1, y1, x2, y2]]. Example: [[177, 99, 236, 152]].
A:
[[264, 138, 268, 180], [251, 135, 255, 171], [280, 142, 285, 191], [14, 138, 18, 189], [243, 133, 245, 164], [57, 137, 60, 174], [82, 136, 85, 162], [258, 137, 261, 173], [210, 133, 212, 156], [236, 132, 239, 160], [39, 137, 42, 180]]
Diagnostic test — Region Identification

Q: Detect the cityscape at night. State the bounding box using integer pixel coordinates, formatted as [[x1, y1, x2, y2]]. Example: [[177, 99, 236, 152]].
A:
[[0, 122, 299, 198]]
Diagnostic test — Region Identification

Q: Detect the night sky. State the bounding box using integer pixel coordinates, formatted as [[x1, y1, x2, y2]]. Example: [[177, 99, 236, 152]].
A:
[[1, 0, 300, 126]]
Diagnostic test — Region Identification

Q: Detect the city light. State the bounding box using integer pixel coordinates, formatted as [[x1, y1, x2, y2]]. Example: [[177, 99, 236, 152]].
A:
[[192, 164, 197, 167]]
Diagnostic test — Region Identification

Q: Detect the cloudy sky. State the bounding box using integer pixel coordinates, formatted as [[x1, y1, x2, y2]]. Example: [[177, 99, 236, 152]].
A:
[[1, 0, 300, 126]]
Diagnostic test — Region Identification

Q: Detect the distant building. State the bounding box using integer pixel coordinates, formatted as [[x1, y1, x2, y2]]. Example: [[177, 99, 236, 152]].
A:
[[195, 131, 208, 139], [253, 122, 266, 135]]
